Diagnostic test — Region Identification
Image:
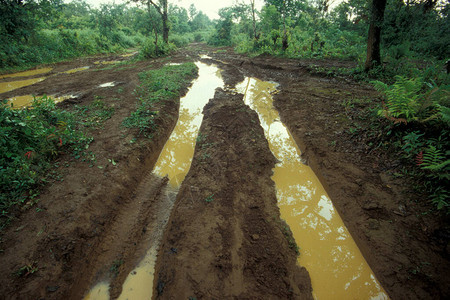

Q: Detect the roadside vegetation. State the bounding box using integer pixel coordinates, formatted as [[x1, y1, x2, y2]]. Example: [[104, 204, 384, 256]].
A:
[[0, 61, 198, 230], [0, 0, 448, 224], [123, 62, 198, 137], [0, 0, 213, 70], [208, 0, 449, 212], [0, 96, 93, 229]]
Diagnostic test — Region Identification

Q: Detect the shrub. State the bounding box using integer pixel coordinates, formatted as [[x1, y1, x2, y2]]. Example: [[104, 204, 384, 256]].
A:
[[0, 96, 92, 227], [139, 39, 177, 59]]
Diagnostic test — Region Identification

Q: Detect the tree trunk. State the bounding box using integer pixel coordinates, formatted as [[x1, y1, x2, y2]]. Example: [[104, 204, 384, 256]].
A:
[[250, 0, 258, 40], [149, 0, 169, 44], [162, 0, 168, 43], [364, 0, 387, 71], [281, 3, 288, 51]]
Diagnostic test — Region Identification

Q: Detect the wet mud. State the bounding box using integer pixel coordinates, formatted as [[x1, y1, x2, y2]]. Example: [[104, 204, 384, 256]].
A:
[[202, 45, 449, 299], [236, 78, 387, 299], [154, 88, 312, 299], [0, 44, 449, 300]]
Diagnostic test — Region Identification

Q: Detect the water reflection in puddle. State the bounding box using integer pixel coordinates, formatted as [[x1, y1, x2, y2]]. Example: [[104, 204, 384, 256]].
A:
[[98, 82, 116, 88], [64, 66, 90, 74], [153, 62, 224, 187], [94, 60, 121, 65], [5, 94, 75, 108], [121, 52, 138, 58], [0, 77, 46, 94], [116, 62, 223, 299], [0, 68, 52, 79], [0, 68, 53, 79], [236, 78, 388, 300], [85, 62, 224, 300], [116, 245, 157, 300]]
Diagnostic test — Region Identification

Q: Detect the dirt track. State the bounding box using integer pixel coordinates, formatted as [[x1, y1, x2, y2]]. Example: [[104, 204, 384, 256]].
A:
[[0, 44, 449, 299]]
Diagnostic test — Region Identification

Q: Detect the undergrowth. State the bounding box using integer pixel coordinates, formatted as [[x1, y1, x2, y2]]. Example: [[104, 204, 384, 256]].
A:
[[370, 76, 450, 212], [0, 96, 93, 229], [123, 62, 198, 137]]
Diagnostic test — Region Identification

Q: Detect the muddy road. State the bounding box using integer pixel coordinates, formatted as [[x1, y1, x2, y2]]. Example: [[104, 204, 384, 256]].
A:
[[0, 44, 449, 299]]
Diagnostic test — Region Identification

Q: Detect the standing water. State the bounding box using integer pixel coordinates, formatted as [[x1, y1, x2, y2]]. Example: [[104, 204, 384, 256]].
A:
[[236, 78, 388, 300], [85, 62, 224, 300], [116, 62, 224, 299]]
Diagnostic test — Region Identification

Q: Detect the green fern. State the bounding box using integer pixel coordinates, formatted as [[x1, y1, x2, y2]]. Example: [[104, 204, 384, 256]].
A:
[[437, 104, 450, 126], [421, 146, 450, 180], [372, 76, 449, 124], [430, 187, 449, 211]]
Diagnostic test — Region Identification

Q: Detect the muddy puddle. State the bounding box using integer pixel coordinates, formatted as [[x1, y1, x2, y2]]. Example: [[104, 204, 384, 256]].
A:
[[85, 62, 224, 299], [98, 82, 116, 88], [0, 77, 46, 94], [0, 67, 52, 79], [64, 66, 90, 74], [236, 78, 388, 299], [153, 62, 224, 187], [5, 94, 76, 108], [94, 60, 121, 65]]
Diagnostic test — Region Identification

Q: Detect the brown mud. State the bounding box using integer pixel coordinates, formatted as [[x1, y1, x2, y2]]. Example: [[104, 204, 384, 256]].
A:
[[0, 44, 449, 299], [153, 88, 312, 299]]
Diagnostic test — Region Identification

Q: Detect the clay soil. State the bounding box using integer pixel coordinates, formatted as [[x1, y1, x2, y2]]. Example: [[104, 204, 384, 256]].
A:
[[0, 44, 449, 299]]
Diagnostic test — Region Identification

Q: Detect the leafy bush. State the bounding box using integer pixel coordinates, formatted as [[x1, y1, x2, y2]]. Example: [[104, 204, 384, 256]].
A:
[[169, 34, 191, 47], [0, 28, 143, 69], [0, 96, 92, 227], [139, 39, 177, 59]]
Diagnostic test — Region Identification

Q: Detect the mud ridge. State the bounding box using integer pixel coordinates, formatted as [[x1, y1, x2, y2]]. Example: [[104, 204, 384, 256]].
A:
[[202, 45, 450, 299], [0, 53, 197, 299], [153, 88, 313, 299]]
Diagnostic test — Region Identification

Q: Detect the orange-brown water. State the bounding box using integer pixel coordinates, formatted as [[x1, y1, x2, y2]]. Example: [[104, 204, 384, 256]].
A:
[[84, 62, 224, 300], [236, 78, 388, 300], [0, 68, 52, 79], [5, 94, 74, 108], [152, 63, 224, 187], [0, 77, 46, 94], [94, 61, 120, 65], [63, 66, 90, 74]]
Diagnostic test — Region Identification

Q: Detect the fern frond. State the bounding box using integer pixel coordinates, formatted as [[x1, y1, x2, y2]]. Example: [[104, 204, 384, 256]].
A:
[[437, 104, 450, 126]]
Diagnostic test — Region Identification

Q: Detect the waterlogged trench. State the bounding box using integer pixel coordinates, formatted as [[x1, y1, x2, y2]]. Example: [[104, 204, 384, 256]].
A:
[[75, 60, 386, 299], [85, 61, 224, 299], [236, 78, 388, 299], [117, 62, 224, 299]]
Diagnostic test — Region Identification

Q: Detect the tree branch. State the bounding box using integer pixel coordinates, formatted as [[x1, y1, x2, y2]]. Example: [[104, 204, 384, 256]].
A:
[[148, 0, 162, 15]]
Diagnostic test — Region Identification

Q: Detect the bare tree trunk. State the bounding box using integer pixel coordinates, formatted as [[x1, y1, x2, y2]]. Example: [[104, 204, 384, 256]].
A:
[[364, 0, 387, 71]]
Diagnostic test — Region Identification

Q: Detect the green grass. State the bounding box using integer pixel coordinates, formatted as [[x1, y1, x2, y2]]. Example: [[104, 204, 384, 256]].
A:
[[123, 63, 198, 137], [74, 98, 115, 129]]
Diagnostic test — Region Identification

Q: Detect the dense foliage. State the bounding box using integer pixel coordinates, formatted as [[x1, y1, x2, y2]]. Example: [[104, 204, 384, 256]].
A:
[[0, 0, 213, 69]]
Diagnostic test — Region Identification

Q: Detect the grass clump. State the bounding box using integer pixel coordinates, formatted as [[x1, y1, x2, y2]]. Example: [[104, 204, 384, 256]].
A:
[[0, 96, 93, 229], [123, 63, 198, 137]]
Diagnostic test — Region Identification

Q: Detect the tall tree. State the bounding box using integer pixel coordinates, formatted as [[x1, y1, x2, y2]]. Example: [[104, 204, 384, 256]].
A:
[[364, 0, 387, 71], [148, 0, 168, 43], [132, 0, 169, 43], [249, 0, 258, 40]]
